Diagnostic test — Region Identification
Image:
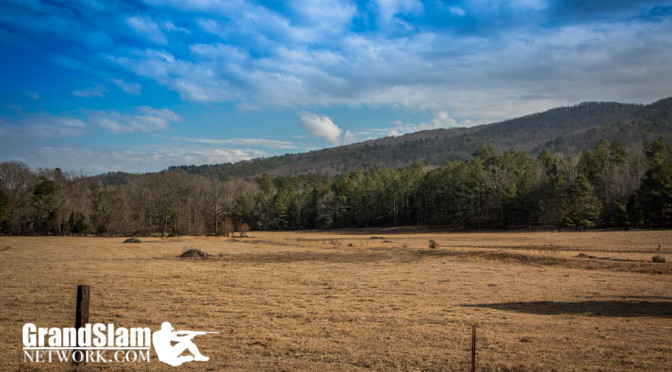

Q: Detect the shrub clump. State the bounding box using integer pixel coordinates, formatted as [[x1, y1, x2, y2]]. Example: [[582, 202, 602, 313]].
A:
[[179, 248, 209, 259], [429, 239, 439, 249], [652, 255, 666, 263], [237, 222, 250, 237], [123, 238, 141, 244]]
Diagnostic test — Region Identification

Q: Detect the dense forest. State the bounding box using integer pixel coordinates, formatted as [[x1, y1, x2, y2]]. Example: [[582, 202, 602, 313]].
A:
[[1, 138, 671, 236]]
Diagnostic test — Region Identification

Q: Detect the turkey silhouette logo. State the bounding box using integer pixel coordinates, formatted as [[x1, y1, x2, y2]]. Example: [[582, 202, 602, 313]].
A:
[[152, 322, 218, 367]]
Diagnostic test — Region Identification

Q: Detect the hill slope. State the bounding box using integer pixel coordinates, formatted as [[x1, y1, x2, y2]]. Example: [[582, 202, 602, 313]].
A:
[[162, 97, 672, 180]]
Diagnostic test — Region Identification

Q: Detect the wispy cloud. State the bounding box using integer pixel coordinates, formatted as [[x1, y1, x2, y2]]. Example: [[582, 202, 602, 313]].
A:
[[0, 144, 266, 174], [89, 107, 181, 134], [288, 0, 357, 37], [72, 84, 107, 98], [448, 6, 466, 16], [110, 79, 142, 95], [356, 111, 472, 138], [0, 106, 181, 141], [126, 16, 167, 44], [343, 130, 357, 144], [0, 112, 87, 139], [373, 0, 424, 28], [170, 136, 297, 150], [23, 91, 41, 100], [163, 21, 190, 34]]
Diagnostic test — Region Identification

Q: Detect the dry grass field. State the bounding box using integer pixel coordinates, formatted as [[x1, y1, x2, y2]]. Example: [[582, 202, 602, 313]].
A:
[[1, 229, 671, 371]]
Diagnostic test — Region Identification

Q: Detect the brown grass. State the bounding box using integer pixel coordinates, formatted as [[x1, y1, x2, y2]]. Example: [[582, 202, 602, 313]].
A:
[[1, 230, 671, 371]]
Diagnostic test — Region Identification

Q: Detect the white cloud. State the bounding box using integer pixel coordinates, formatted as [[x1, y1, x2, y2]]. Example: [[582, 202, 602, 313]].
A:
[[0, 144, 266, 174], [109, 48, 242, 103], [0, 112, 87, 139], [196, 18, 225, 37], [431, 111, 458, 128], [448, 6, 466, 16], [289, 0, 356, 35], [163, 21, 190, 34], [89, 107, 180, 134], [110, 78, 142, 95], [298, 112, 342, 144], [374, 0, 423, 27], [343, 129, 357, 144], [126, 16, 167, 44], [72, 84, 107, 98], [32, 115, 87, 137], [190, 43, 247, 61], [193, 2, 330, 44], [170, 136, 296, 149], [138, 106, 180, 121], [101, 1, 672, 124], [355, 111, 470, 140]]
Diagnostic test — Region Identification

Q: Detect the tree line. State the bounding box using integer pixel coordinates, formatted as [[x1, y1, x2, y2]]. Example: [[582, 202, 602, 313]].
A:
[[1, 138, 671, 236]]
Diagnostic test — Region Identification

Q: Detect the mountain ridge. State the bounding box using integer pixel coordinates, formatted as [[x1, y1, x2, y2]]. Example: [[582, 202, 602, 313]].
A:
[[97, 97, 672, 184]]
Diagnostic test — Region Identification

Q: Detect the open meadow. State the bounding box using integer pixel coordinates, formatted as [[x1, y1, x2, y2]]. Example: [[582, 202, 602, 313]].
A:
[[1, 229, 672, 371]]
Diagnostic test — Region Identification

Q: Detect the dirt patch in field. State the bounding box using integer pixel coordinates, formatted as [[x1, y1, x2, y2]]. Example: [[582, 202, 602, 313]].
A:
[[222, 250, 393, 264], [415, 249, 565, 264], [201, 245, 672, 275], [330, 225, 464, 235], [413, 248, 672, 274], [228, 238, 291, 246]]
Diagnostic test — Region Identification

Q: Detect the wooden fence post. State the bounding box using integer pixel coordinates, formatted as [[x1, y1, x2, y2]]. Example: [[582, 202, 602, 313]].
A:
[[73, 285, 90, 365], [471, 325, 476, 372]]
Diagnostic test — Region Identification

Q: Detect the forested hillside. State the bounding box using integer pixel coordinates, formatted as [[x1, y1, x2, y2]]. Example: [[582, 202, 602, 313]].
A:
[[166, 98, 672, 180], [2, 98, 672, 236], [2, 138, 671, 236]]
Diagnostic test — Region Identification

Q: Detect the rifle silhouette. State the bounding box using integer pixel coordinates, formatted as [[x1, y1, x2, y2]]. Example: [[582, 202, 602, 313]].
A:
[[175, 330, 219, 338]]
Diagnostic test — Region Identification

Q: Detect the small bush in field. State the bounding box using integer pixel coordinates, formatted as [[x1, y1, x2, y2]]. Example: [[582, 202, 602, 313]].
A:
[[429, 239, 439, 249], [237, 222, 250, 237], [179, 248, 208, 259], [222, 217, 235, 236]]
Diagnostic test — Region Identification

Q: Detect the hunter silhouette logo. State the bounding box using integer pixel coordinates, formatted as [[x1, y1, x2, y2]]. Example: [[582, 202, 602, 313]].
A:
[[21, 321, 217, 366], [152, 322, 218, 367]]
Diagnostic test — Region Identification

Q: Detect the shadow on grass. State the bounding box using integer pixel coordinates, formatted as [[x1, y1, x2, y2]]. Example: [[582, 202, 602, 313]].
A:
[[464, 300, 672, 318], [591, 295, 672, 301]]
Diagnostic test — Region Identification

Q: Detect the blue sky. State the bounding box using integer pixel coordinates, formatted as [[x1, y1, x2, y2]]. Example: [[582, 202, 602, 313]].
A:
[[1, 0, 671, 174]]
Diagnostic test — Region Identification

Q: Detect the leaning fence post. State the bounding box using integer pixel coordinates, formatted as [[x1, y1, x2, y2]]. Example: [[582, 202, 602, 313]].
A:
[[73, 285, 90, 365], [471, 325, 476, 372]]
